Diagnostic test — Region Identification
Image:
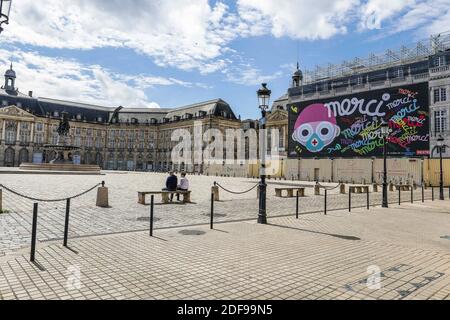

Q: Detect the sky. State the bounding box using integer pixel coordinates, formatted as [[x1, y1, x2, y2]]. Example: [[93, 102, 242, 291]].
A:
[[0, 0, 449, 119]]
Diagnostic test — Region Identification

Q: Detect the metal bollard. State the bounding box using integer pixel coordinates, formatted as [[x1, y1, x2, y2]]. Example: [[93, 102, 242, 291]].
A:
[[398, 187, 401, 205], [432, 187, 434, 201], [296, 190, 299, 219], [63, 198, 71, 247], [411, 187, 413, 204], [210, 192, 214, 230], [149, 195, 154, 237], [30, 203, 38, 262], [349, 188, 352, 212], [324, 190, 327, 215], [366, 187, 369, 210]]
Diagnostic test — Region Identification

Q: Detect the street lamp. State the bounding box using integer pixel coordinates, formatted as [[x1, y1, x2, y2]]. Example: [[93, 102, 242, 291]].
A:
[[257, 83, 271, 224], [0, 0, 12, 34], [437, 135, 445, 200], [381, 121, 389, 208]]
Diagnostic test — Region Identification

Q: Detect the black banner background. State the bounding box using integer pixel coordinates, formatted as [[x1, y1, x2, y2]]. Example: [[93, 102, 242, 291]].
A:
[[288, 82, 430, 158]]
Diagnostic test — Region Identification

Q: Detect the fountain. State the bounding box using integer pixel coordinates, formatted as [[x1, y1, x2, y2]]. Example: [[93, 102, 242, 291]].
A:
[[19, 111, 101, 174]]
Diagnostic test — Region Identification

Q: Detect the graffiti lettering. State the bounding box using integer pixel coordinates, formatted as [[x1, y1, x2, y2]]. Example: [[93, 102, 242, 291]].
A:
[[325, 94, 390, 118]]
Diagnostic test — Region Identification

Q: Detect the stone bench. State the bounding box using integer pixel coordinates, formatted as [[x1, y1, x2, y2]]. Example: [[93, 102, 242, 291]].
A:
[[275, 187, 305, 198], [349, 186, 369, 194], [138, 190, 191, 204]]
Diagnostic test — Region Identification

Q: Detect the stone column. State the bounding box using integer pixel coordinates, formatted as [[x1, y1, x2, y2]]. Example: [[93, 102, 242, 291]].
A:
[[16, 121, 20, 143], [30, 122, 35, 144], [1, 120, 5, 141]]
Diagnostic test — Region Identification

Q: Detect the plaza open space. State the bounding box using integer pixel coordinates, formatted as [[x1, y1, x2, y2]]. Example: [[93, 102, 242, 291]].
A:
[[0, 171, 448, 300]]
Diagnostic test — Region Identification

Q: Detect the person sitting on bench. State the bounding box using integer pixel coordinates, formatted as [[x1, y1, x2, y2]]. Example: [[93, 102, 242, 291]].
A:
[[163, 171, 178, 201], [176, 172, 189, 201]]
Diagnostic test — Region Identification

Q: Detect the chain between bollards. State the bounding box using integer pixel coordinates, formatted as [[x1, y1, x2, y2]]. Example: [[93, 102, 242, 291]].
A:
[[63, 198, 70, 247], [210, 192, 214, 230], [30, 203, 38, 262], [149, 195, 154, 237]]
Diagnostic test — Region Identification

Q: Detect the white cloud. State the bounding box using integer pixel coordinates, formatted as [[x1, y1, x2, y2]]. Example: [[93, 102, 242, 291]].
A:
[[1, 0, 448, 94], [0, 48, 203, 108], [4, 0, 239, 73], [223, 64, 283, 86], [237, 0, 360, 39]]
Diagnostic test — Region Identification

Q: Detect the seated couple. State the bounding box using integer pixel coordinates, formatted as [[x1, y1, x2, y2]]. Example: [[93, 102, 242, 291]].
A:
[[163, 172, 189, 201]]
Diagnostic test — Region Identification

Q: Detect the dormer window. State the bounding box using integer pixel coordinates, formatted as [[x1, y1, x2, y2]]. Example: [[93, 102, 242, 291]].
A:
[[393, 68, 404, 78], [53, 111, 59, 117], [97, 116, 103, 122], [76, 114, 82, 120]]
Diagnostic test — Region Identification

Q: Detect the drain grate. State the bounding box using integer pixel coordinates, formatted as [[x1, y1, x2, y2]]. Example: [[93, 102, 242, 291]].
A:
[[440, 235, 450, 240], [179, 230, 206, 236]]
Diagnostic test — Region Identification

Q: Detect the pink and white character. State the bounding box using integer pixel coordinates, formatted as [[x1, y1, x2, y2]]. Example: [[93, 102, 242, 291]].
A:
[[292, 103, 341, 153]]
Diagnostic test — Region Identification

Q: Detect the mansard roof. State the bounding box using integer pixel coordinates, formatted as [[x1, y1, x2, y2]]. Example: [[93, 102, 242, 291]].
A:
[[0, 89, 237, 124]]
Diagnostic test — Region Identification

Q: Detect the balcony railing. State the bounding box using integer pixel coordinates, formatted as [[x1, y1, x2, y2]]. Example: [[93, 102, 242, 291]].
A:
[[430, 65, 450, 74], [430, 130, 450, 138]]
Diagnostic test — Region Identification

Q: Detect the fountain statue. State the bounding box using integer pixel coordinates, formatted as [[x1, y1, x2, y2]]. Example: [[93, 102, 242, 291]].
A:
[[19, 111, 101, 174], [45, 111, 81, 164]]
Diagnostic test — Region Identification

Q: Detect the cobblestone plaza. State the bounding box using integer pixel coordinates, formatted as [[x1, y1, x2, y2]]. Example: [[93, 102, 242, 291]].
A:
[[0, 171, 448, 300]]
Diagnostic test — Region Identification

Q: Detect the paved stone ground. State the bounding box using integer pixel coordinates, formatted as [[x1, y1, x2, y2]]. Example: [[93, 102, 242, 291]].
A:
[[0, 171, 435, 257], [0, 200, 448, 300]]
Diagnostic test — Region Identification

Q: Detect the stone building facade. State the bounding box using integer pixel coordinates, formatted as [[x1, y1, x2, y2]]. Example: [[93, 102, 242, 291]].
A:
[[0, 64, 241, 172]]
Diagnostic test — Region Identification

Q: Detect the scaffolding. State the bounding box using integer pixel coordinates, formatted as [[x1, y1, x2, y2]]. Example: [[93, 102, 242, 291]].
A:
[[302, 31, 450, 85]]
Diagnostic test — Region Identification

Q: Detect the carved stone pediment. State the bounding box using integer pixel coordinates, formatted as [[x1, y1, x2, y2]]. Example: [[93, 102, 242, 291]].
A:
[[0, 105, 35, 118], [267, 109, 288, 122]]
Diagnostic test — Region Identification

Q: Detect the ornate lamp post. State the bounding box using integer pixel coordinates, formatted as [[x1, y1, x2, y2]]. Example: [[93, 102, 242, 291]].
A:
[[257, 83, 271, 224], [0, 0, 12, 34], [437, 135, 445, 200], [381, 121, 389, 208]]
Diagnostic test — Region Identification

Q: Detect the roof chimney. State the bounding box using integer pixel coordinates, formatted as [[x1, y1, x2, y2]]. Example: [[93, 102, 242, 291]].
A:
[[28, 91, 33, 97]]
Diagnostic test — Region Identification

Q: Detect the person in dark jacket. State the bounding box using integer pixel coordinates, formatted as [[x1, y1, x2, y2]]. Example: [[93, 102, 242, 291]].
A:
[[163, 172, 178, 201]]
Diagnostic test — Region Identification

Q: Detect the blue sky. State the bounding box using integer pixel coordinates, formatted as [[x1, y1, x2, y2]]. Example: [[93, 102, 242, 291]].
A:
[[0, 0, 449, 119]]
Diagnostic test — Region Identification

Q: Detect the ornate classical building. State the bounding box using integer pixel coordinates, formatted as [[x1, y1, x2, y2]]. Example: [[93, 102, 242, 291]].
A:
[[0, 64, 241, 172]]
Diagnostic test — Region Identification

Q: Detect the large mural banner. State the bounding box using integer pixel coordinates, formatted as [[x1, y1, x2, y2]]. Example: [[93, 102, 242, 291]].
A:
[[288, 83, 430, 158]]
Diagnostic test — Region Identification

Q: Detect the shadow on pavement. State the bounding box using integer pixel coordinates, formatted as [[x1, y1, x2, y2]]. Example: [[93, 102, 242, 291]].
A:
[[267, 223, 361, 241]]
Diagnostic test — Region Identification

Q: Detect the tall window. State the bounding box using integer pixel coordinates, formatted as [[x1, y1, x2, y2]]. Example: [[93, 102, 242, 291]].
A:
[[86, 137, 93, 148], [279, 127, 285, 149], [6, 130, 15, 144], [74, 136, 81, 147], [434, 87, 447, 103], [95, 138, 102, 149], [435, 110, 448, 134], [435, 56, 446, 67], [52, 134, 58, 145], [35, 133, 43, 144], [356, 76, 363, 86], [393, 68, 404, 78]]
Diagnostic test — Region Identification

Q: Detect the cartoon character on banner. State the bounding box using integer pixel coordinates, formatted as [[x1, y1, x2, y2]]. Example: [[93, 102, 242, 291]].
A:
[[292, 103, 341, 153]]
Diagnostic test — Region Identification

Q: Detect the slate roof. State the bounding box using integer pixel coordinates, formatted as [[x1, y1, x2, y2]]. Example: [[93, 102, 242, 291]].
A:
[[0, 89, 237, 124]]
